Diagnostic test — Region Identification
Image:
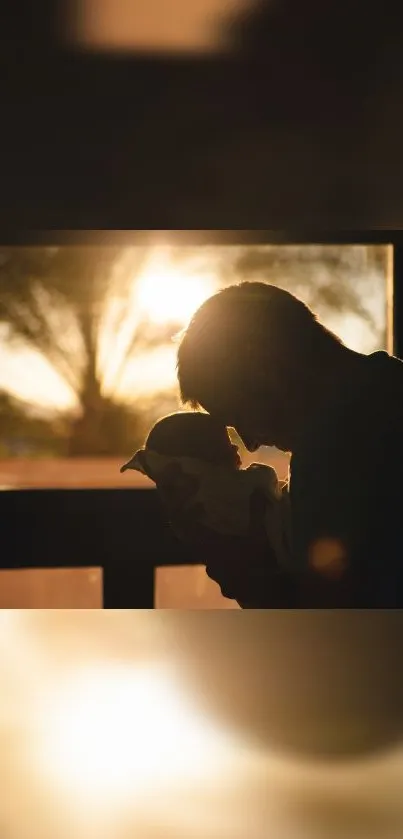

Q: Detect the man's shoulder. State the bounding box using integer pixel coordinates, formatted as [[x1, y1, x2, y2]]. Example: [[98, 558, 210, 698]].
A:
[[306, 352, 403, 449], [291, 353, 403, 485], [365, 350, 403, 384], [355, 351, 403, 434], [368, 350, 403, 366]]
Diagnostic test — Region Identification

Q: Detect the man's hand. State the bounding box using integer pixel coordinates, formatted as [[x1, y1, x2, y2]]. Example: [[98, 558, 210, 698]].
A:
[[157, 477, 297, 608]]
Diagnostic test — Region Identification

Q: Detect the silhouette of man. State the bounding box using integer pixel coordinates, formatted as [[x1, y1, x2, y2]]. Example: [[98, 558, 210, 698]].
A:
[[164, 282, 403, 608]]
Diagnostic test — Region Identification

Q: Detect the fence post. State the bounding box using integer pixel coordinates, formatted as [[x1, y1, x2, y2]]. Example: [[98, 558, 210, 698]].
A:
[[102, 560, 155, 608]]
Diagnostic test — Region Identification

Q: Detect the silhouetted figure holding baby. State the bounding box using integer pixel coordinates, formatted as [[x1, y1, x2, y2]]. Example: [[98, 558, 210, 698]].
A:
[[168, 282, 403, 608]]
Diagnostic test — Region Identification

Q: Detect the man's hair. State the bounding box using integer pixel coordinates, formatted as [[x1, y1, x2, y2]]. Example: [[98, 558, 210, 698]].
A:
[[177, 282, 343, 409]]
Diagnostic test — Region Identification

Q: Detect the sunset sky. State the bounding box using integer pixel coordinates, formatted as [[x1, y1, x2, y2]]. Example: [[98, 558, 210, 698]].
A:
[[0, 245, 388, 416], [0, 247, 218, 413]]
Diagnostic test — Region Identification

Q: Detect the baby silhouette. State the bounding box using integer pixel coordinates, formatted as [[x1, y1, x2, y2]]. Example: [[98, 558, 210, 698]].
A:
[[121, 411, 290, 570]]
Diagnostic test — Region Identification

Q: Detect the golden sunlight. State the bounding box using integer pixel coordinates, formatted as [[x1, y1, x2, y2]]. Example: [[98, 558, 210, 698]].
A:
[[136, 250, 217, 326], [0, 244, 387, 422], [34, 662, 233, 809], [1, 612, 403, 839], [0, 248, 218, 412]]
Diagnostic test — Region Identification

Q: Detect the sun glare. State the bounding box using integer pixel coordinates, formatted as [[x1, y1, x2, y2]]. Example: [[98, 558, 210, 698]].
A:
[[34, 663, 233, 810], [136, 251, 217, 326]]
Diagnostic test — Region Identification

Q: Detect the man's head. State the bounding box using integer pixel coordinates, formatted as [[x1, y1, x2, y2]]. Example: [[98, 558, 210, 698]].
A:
[[145, 411, 241, 467], [177, 282, 348, 452]]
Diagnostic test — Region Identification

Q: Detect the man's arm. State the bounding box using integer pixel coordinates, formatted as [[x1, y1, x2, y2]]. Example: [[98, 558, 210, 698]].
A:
[[160, 485, 300, 609], [288, 437, 379, 608]]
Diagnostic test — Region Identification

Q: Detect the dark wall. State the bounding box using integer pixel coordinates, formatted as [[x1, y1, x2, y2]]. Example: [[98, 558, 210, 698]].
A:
[[3, 0, 403, 231]]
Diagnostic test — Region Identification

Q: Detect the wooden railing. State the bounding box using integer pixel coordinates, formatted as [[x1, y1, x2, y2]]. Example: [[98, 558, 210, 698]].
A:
[[0, 487, 189, 607]]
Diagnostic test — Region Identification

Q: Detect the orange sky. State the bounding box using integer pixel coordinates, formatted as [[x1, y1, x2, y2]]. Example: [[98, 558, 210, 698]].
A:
[[0, 245, 388, 414]]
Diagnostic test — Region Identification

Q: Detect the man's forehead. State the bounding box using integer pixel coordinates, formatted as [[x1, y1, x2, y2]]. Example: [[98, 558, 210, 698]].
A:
[[199, 398, 239, 426]]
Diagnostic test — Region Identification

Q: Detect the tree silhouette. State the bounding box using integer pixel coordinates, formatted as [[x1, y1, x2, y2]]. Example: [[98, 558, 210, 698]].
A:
[[226, 244, 387, 348], [0, 243, 387, 458], [0, 390, 69, 456], [0, 246, 180, 456]]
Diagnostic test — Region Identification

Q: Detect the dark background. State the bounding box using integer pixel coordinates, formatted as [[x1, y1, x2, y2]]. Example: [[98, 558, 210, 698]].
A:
[[2, 0, 403, 231]]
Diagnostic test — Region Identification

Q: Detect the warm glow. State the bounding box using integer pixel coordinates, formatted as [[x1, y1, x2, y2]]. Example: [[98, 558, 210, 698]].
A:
[[0, 245, 387, 416], [1, 612, 403, 839], [35, 663, 233, 809], [136, 250, 217, 326], [308, 537, 349, 580]]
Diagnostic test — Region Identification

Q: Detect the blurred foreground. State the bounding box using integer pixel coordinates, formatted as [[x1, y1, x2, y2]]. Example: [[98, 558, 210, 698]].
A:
[[0, 610, 403, 839]]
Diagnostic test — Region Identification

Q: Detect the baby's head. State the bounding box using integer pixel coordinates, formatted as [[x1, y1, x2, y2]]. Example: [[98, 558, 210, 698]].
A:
[[145, 411, 241, 468]]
